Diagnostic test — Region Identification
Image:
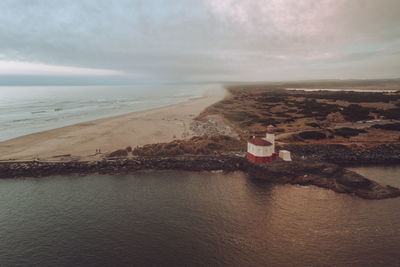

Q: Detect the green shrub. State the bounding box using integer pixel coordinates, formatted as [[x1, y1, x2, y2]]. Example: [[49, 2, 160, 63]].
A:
[[298, 131, 326, 140], [372, 123, 400, 131], [334, 127, 367, 138], [240, 121, 254, 127], [295, 99, 341, 118], [378, 108, 400, 120], [224, 111, 259, 122], [107, 149, 128, 157], [292, 91, 400, 103], [341, 104, 375, 122], [132, 135, 246, 156], [306, 123, 320, 128], [273, 112, 291, 118], [284, 118, 295, 123], [257, 96, 285, 103], [207, 142, 222, 150], [262, 119, 279, 126]]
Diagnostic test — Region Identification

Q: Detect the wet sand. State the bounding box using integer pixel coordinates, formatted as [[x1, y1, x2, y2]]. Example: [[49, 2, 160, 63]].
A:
[[0, 87, 226, 161]]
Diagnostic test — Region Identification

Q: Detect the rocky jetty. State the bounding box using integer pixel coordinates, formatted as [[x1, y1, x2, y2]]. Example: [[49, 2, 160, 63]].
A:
[[0, 156, 245, 178], [246, 160, 400, 199], [280, 144, 400, 164], [0, 155, 399, 200]]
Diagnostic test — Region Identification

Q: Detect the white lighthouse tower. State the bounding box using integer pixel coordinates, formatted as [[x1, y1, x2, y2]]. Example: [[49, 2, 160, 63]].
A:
[[265, 125, 275, 152]]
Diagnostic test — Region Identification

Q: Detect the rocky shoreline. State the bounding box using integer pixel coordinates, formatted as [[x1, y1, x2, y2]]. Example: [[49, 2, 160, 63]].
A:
[[1, 155, 399, 200], [279, 144, 400, 165]]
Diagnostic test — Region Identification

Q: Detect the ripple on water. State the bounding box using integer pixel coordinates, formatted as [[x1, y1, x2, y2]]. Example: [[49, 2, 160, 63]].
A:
[[0, 168, 399, 266]]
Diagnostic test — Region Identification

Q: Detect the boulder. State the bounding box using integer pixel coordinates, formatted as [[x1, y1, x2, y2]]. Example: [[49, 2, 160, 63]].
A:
[[107, 149, 128, 158]]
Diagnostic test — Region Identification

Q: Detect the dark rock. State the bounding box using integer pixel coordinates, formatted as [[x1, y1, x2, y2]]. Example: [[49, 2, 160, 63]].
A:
[[0, 154, 399, 200], [107, 149, 128, 158], [337, 170, 371, 188]]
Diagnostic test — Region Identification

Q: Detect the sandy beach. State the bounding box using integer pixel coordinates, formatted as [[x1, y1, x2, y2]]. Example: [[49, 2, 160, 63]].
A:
[[0, 87, 226, 161]]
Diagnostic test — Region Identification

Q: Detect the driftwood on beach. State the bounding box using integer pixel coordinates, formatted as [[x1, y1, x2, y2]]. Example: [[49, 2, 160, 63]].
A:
[[1, 155, 399, 200]]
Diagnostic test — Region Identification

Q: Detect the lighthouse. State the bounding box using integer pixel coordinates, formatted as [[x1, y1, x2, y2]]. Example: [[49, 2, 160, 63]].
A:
[[247, 125, 292, 163], [246, 125, 278, 163], [265, 125, 275, 152]]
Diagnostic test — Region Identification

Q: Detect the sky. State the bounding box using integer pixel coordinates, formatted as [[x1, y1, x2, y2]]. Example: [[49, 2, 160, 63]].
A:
[[0, 0, 399, 84]]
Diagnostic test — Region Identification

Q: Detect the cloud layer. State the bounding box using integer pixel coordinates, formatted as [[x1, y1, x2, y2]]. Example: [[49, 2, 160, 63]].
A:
[[0, 0, 399, 82]]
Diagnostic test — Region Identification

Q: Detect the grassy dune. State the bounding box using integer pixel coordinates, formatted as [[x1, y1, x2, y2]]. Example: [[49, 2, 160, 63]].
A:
[[199, 80, 400, 145]]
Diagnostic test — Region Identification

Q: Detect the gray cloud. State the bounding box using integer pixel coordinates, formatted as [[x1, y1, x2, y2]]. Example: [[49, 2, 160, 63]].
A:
[[0, 0, 399, 82]]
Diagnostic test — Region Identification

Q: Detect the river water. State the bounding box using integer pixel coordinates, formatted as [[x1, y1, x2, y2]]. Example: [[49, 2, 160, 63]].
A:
[[0, 166, 399, 266]]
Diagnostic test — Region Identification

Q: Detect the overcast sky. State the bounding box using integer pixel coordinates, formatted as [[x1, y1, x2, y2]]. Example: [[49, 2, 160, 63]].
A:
[[0, 0, 399, 83]]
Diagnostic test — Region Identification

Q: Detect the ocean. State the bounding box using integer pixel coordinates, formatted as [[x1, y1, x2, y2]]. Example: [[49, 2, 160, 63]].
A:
[[0, 166, 399, 266], [0, 84, 215, 142]]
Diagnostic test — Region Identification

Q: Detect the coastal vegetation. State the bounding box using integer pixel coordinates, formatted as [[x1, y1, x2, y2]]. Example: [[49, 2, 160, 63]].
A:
[[372, 123, 400, 131], [106, 135, 245, 158], [298, 131, 326, 140], [107, 149, 129, 158], [333, 128, 367, 138], [199, 81, 400, 145], [132, 135, 245, 157]]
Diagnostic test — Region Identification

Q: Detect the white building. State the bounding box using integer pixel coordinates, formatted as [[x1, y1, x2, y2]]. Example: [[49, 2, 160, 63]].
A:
[[247, 125, 278, 163], [279, 150, 292, 161]]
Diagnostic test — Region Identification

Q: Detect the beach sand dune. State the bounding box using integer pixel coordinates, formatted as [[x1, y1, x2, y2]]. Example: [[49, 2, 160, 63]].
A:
[[0, 87, 226, 161]]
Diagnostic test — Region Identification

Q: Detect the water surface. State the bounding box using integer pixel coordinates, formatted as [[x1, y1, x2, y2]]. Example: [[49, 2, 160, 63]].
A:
[[0, 84, 214, 141], [1, 167, 400, 266]]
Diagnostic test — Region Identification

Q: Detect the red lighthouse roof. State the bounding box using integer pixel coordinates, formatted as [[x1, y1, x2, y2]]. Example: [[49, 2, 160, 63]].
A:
[[248, 137, 272, 146]]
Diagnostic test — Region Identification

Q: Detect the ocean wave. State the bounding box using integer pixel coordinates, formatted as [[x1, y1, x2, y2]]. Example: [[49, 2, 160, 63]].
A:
[[1, 83, 217, 141], [12, 118, 31, 123]]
